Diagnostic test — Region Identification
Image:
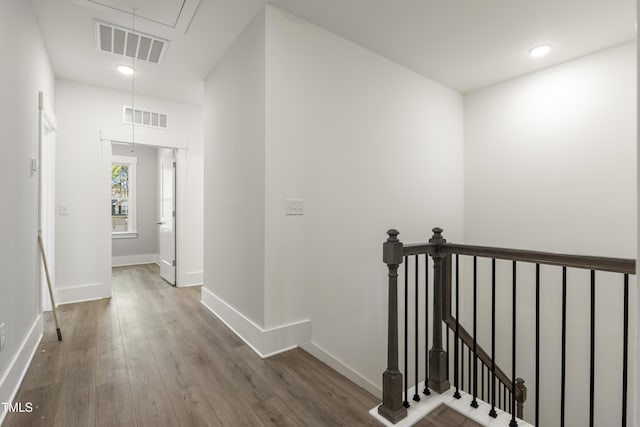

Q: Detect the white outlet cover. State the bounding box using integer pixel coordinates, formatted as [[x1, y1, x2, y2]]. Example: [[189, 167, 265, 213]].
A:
[[285, 199, 304, 215]]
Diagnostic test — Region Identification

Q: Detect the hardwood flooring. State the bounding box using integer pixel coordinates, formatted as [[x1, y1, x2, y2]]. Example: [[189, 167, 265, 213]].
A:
[[413, 405, 482, 427], [4, 264, 378, 427], [4, 264, 478, 427]]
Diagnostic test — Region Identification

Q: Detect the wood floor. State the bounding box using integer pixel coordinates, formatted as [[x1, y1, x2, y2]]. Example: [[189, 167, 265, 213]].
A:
[[413, 405, 482, 427], [4, 264, 379, 427], [4, 264, 479, 427]]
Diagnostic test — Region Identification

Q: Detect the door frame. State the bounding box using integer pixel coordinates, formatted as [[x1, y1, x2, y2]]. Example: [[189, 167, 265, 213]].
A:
[[100, 129, 188, 296], [38, 92, 57, 312]]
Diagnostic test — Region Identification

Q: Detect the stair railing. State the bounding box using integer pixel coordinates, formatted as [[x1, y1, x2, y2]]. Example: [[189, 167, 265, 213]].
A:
[[378, 227, 635, 426]]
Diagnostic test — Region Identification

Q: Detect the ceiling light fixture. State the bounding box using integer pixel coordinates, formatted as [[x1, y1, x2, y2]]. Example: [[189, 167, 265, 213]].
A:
[[529, 44, 552, 58], [117, 65, 135, 75]]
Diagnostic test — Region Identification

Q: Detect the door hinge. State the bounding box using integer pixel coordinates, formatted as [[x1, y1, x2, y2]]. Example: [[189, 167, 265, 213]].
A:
[[172, 210, 176, 217], [173, 161, 176, 168], [172, 260, 176, 267]]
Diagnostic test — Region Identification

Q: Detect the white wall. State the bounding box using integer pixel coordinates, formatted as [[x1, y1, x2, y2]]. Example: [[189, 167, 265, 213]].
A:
[[203, 10, 266, 326], [111, 143, 159, 259], [464, 42, 637, 426], [264, 5, 465, 389], [55, 80, 203, 302], [202, 4, 464, 390], [0, 0, 55, 423]]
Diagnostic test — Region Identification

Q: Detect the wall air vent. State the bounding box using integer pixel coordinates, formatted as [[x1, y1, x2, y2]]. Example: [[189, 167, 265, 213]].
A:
[[123, 106, 168, 129], [95, 20, 169, 64]]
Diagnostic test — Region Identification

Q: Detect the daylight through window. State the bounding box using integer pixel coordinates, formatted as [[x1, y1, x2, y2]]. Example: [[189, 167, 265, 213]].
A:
[[111, 155, 137, 235]]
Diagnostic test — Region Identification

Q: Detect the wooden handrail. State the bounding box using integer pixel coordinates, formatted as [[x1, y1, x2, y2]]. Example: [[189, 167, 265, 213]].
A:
[[403, 242, 635, 275], [443, 316, 524, 403], [442, 243, 635, 275]]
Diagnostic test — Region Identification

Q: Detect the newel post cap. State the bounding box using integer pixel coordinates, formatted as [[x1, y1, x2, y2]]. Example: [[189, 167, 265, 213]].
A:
[[383, 229, 403, 265], [429, 227, 446, 245]]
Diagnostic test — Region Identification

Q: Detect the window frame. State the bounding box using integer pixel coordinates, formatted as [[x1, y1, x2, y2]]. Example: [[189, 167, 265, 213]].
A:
[[111, 154, 138, 238]]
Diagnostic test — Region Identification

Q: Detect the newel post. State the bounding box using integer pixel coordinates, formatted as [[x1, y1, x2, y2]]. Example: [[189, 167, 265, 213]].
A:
[[378, 229, 407, 423], [428, 227, 451, 393]]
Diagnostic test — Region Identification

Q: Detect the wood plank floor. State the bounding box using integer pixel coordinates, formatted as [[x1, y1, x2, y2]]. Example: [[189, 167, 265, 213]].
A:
[[413, 405, 482, 427], [4, 264, 379, 427]]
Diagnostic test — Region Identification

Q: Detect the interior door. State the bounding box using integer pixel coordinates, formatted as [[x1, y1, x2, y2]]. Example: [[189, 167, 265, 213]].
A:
[[159, 150, 176, 285]]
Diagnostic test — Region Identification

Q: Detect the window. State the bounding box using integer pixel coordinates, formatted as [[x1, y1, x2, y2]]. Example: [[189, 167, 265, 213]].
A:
[[111, 155, 137, 237]]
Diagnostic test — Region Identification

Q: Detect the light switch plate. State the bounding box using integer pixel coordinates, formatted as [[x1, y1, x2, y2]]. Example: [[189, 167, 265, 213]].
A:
[[59, 203, 70, 215], [285, 199, 304, 215]]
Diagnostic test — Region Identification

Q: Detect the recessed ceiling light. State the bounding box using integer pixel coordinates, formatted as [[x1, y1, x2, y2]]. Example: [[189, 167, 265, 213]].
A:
[[529, 44, 552, 58], [117, 65, 135, 75]]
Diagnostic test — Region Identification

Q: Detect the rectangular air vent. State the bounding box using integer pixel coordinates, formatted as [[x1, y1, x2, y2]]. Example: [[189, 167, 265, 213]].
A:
[[95, 20, 169, 64], [123, 106, 168, 129]]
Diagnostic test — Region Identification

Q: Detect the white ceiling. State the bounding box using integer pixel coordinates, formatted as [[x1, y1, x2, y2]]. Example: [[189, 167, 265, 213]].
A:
[[31, 0, 636, 105], [83, 0, 186, 27]]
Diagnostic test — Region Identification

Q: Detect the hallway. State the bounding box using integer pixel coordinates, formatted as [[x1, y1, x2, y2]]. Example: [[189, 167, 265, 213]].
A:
[[4, 265, 378, 426]]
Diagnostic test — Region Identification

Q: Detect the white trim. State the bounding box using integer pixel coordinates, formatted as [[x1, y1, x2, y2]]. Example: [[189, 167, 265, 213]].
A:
[[200, 287, 311, 358], [300, 342, 381, 398], [179, 270, 203, 287], [112, 232, 138, 239], [369, 387, 533, 427], [0, 315, 43, 426], [112, 253, 159, 267], [100, 128, 188, 149], [56, 283, 106, 305], [38, 92, 57, 131]]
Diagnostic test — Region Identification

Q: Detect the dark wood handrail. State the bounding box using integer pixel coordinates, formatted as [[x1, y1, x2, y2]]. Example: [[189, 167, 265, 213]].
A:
[[443, 316, 523, 402], [403, 242, 635, 275]]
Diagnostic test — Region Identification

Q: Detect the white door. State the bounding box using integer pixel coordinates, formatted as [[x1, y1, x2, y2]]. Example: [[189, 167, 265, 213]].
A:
[[158, 150, 176, 285]]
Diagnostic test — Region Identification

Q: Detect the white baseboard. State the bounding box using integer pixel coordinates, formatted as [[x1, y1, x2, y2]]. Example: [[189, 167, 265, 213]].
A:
[[301, 341, 381, 398], [179, 270, 203, 287], [200, 287, 311, 358], [56, 282, 106, 305], [0, 315, 43, 426], [112, 253, 158, 267]]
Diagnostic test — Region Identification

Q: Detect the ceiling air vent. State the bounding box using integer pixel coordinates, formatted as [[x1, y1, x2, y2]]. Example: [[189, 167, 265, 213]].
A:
[[95, 20, 169, 64], [123, 106, 168, 129]]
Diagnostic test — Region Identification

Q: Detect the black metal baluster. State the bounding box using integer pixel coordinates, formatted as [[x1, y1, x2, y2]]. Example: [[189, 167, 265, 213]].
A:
[[481, 363, 485, 401], [622, 274, 629, 427], [535, 264, 540, 427], [509, 261, 517, 427], [490, 258, 497, 418], [424, 255, 430, 395], [499, 382, 502, 409], [468, 342, 471, 391], [471, 256, 479, 408], [446, 324, 450, 380], [453, 254, 461, 399], [413, 255, 420, 402], [403, 257, 409, 408], [589, 270, 595, 427], [561, 266, 567, 427], [460, 341, 464, 394]]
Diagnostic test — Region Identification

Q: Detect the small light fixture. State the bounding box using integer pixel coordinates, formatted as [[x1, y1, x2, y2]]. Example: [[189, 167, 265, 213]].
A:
[[117, 65, 135, 75], [529, 44, 552, 58]]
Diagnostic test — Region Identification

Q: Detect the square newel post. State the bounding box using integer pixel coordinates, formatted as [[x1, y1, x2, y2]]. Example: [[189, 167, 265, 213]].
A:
[[428, 227, 451, 393], [378, 229, 407, 423]]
